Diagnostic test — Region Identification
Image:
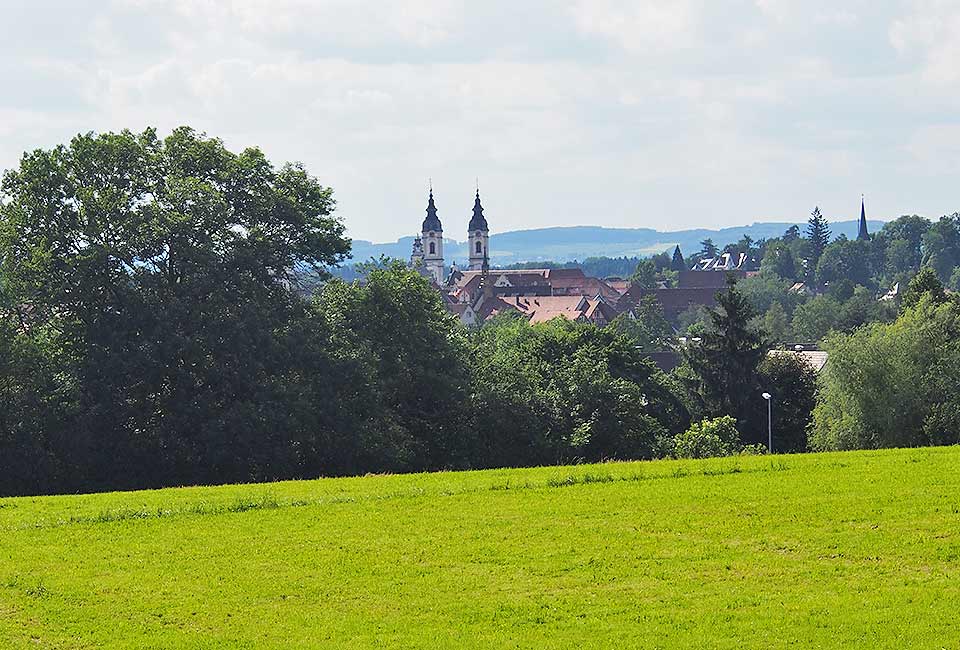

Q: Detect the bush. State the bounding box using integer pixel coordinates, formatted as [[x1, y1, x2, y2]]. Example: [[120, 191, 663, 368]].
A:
[[810, 295, 960, 451], [738, 444, 769, 456], [673, 416, 742, 459]]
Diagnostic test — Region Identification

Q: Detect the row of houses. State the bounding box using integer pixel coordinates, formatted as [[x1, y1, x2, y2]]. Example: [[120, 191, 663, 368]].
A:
[[431, 262, 752, 327], [441, 268, 623, 326], [430, 261, 830, 374]]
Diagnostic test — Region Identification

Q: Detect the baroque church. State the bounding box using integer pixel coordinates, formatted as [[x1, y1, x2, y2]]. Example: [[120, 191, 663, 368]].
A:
[[408, 187, 620, 327], [410, 186, 490, 285]]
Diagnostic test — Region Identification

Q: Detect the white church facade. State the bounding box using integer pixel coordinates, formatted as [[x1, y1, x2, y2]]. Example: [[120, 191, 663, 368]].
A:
[[410, 187, 490, 285]]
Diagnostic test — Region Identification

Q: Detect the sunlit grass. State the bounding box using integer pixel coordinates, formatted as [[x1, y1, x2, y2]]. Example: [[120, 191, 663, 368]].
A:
[[2, 448, 958, 648]]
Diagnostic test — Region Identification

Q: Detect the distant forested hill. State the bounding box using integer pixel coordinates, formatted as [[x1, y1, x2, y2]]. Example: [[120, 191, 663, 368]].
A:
[[346, 219, 882, 269]]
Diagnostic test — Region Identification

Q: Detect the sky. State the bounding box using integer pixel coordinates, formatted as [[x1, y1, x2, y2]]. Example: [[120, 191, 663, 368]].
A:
[[2, 1, 959, 242]]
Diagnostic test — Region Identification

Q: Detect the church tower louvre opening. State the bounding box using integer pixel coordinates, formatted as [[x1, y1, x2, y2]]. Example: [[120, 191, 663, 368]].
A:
[[467, 189, 490, 271]]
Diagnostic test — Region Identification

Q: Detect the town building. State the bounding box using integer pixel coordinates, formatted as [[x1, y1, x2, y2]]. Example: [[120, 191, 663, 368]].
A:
[[420, 188, 445, 285], [619, 247, 757, 321], [467, 191, 489, 271], [410, 187, 625, 326], [459, 294, 618, 327], [768, 346, 829, 372], [448, 268, 621, 304], [408, 189, 772, 329]]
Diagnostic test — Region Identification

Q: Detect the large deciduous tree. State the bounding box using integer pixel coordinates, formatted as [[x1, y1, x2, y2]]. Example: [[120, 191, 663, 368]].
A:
[[811, 296, 960, 451], [815, 238, 872, 289], [471, 317, 688, 466], [921, 214, 960, 282], [0, 127, 353, 491], [609, 296, 673, 352], [316, 261, 475, 471], [900, 267, 947, 312], [756, 353, 817, 453]]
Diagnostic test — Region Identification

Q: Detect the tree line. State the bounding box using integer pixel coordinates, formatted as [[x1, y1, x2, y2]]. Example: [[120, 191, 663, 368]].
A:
[[496, 208, 960, 347], [0, 128, 714, 495], [679, 208, 960, 343], [0, 128, 953, 496]]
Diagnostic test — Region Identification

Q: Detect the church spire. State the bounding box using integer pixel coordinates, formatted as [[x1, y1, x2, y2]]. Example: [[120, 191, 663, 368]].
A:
[[468, 189, 488, 232], [857, 194, 869, 241], [468, 187, 490, 271], [671, 245, 685, 272], [422, 186, 442, 233]]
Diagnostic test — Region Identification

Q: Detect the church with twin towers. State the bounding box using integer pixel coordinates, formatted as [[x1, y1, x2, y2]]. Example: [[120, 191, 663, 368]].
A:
[[410, 186, 489, 285]]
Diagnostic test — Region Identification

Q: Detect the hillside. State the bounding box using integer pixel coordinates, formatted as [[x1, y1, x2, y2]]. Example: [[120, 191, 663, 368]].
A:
[[349, 219, 884, 267], [2, 447, 958, 648]]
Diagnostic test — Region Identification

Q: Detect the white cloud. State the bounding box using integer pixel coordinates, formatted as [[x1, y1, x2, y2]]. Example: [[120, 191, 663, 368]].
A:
[[148, 0, 462, 48], [569, 0, 698, 52], [890, 1, 960, 85], [1, 0, 958, 241]]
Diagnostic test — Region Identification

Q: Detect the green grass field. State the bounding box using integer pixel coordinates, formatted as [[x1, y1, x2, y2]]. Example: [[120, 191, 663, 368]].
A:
[[2, 447, 959, 649]]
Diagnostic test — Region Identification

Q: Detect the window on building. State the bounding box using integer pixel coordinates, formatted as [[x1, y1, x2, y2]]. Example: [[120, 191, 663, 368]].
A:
[[475, 241, 482, 254], [429, 242, 436, 254]]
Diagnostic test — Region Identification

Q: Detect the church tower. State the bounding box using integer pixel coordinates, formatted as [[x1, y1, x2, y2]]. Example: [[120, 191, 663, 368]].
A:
[[670, 245, 686, 271], [410, 235, 424, 268], [421, 187, 444, 284], [467, 189, 489, 271], [857, 195, 870, 241]]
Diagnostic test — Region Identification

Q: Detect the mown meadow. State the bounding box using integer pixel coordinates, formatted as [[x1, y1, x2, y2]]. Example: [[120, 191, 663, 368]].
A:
[[2, 447, 959, 649]]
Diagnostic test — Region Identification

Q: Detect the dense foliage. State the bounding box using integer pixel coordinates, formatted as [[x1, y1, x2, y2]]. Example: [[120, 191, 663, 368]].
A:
[[811, 289, 960, 451], [676, 210, 959, 344], [2, 128, 957, 496], [0, 127, 354, 493], [756, 353, 817, 453], [671, 416, 743, 459], [0, 129, 697, 495], [471, 315, 687, 466]]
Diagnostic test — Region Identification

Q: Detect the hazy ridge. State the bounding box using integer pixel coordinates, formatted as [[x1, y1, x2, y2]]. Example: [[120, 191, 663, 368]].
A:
[[350, 219, 883, 267]]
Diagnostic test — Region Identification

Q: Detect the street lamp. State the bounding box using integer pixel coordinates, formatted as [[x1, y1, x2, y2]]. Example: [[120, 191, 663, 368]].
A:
[[761, 392, 772, 454]]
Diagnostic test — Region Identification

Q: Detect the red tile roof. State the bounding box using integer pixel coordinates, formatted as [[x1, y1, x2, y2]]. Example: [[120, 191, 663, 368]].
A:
[[450, 268, 620, 302], [620, 285, 721, 320], [473, 294, 617, 325]]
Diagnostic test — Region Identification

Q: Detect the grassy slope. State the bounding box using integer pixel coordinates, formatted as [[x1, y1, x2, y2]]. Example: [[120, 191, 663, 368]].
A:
[[1, 447, 959, 649]]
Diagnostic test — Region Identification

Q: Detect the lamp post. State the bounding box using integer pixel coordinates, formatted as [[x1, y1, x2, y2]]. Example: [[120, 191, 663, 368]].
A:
[[761, 392, 772, 454]]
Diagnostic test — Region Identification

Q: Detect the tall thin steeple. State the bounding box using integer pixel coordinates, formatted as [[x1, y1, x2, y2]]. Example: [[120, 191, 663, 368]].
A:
[[670, 245, 685, 272], [857, 195, 869, 241]]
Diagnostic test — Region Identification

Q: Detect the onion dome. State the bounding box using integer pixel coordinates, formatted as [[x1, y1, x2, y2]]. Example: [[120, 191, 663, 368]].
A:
[[468, 190, 488, 232], [422, 189, 442, 232]]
